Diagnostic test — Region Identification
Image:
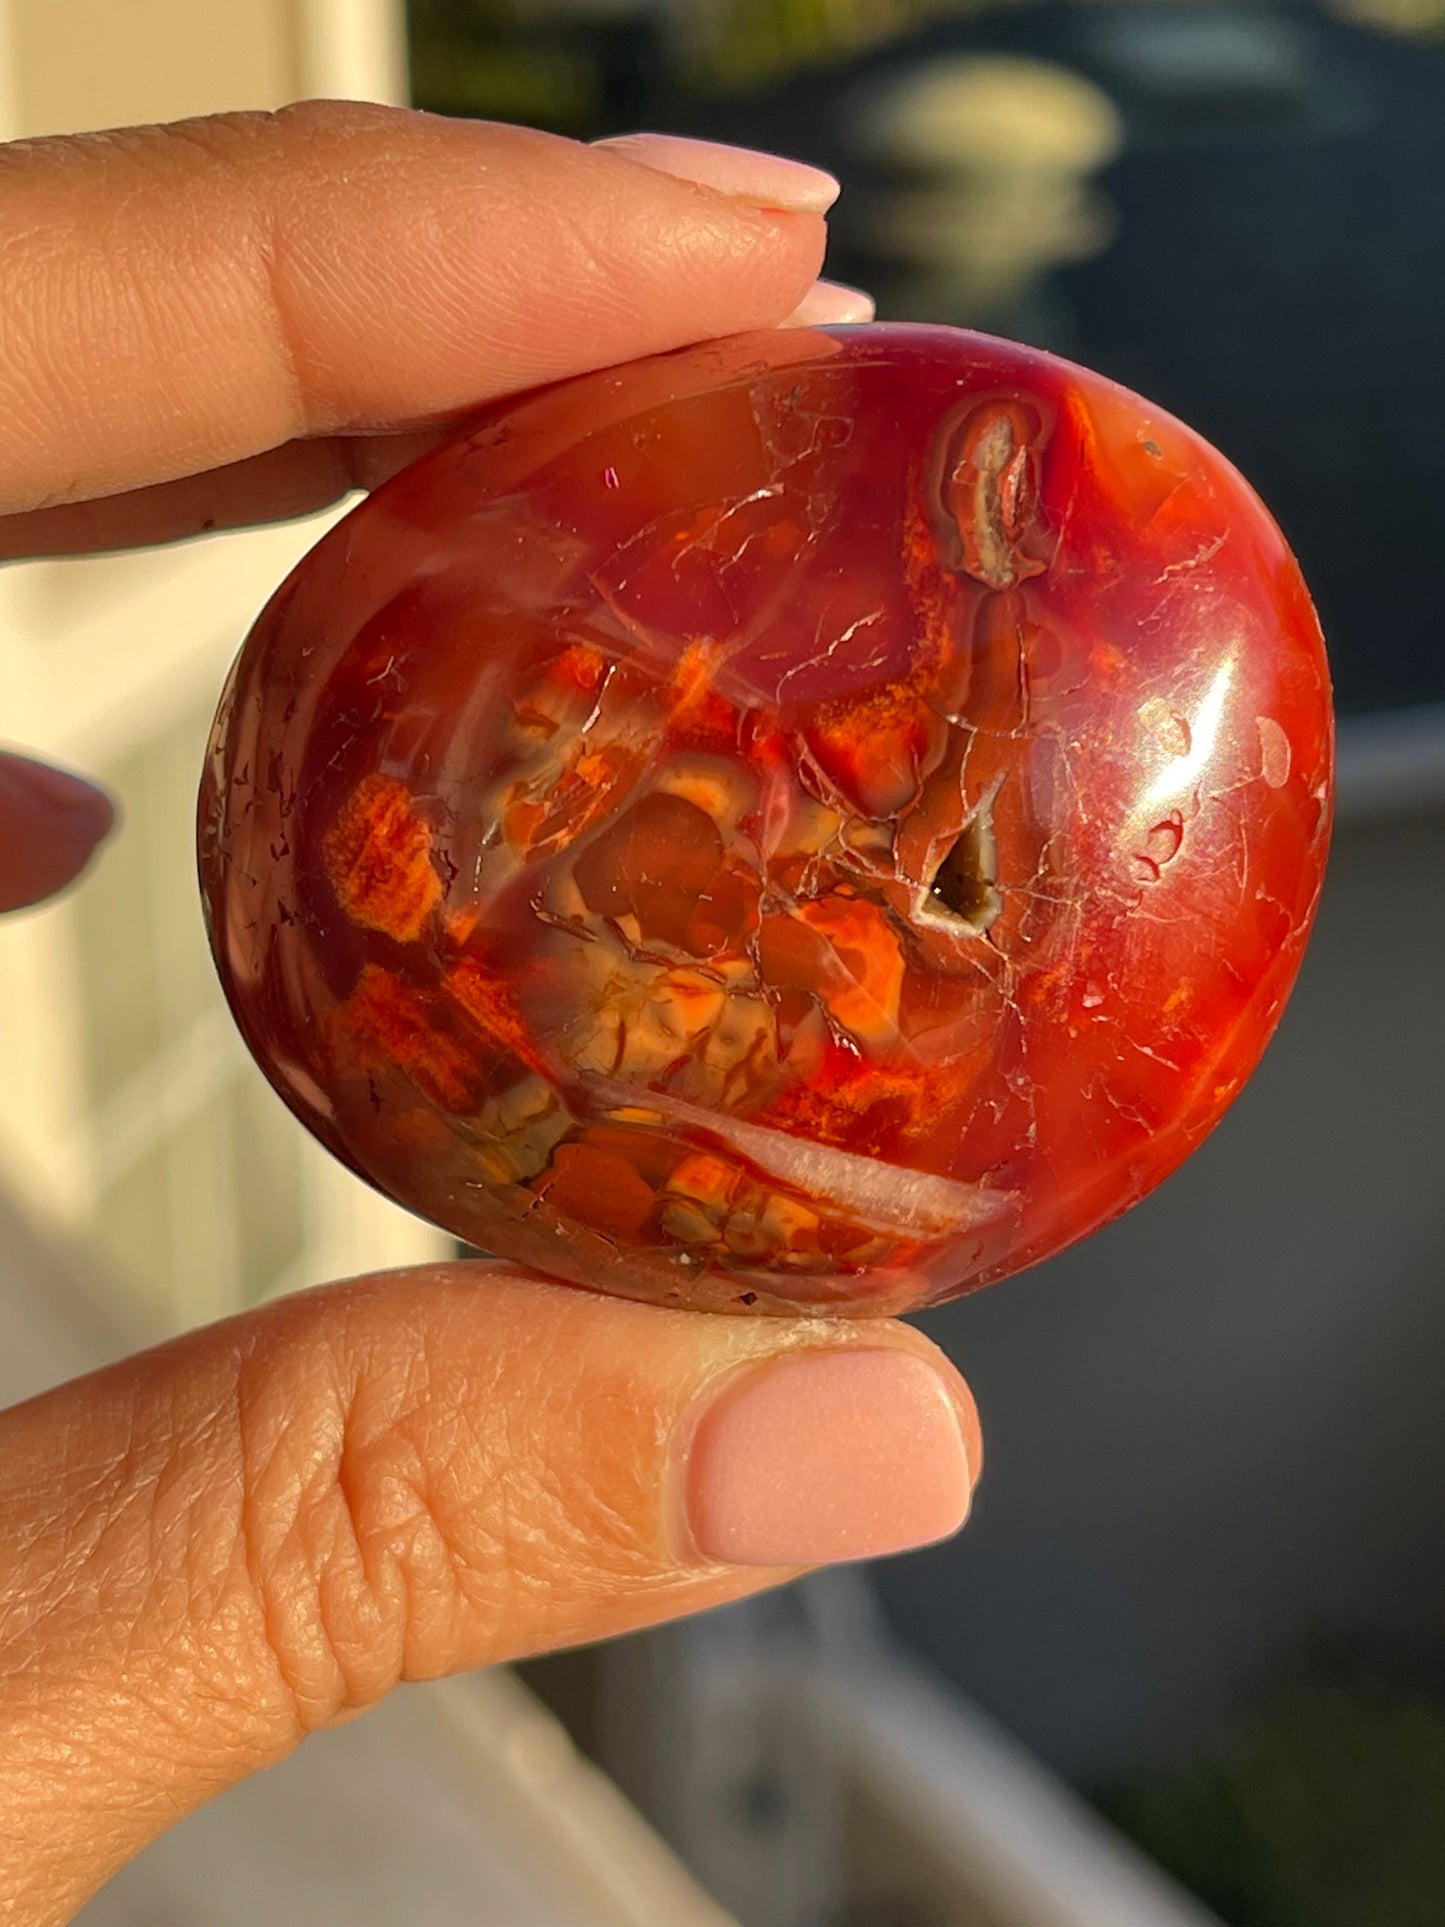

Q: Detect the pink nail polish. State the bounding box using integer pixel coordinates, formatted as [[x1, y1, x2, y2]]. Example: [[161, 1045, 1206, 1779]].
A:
[[0, 752, 116, 836], [783, 279, 877, 327], [685, 1348, 973, 1569], [592, 133, 840, 213], [0, 753, 118, 911]]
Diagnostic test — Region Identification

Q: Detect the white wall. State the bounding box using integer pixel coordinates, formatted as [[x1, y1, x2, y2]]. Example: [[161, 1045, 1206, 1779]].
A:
[[0, 0, 449, 1337]]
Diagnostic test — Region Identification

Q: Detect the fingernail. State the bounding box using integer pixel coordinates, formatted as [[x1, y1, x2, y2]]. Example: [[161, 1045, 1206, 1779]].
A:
[[593, 133, 840, 213], [685, 1348, 973, 1568], [783, 278, 876, 327], [0, 752, 117, 841]]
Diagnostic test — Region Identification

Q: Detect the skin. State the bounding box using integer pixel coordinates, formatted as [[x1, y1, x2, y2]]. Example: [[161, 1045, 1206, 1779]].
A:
[[0, 103, 982, 1925]]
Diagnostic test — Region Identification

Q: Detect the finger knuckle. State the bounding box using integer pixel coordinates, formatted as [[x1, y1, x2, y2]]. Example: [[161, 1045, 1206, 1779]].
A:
[[232, 1312, 448, 1732]]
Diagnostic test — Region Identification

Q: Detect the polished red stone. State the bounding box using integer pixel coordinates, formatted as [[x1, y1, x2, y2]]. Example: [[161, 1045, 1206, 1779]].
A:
[[199, 325, 1333, 1315]]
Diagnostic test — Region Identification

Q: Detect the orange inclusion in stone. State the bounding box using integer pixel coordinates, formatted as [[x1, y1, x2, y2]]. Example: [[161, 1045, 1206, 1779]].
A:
[[788, 897, 907, 1047], [200, 325, 1333, 1317], [337, 965, 481, 1113], [321, 773, 441, 941], [443, 956, 554, 1082], [538, 1140, 662, 1242]]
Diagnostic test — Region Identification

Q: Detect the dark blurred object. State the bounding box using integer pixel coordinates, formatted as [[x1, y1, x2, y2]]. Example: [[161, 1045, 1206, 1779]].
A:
[[406, 0, 670, 133], [701, 1, 1445, 716], [1099, 1664, 1445, 1926], [410, 0, 1445, 710], [522, 1571, 1227, 1927], [824, 1901, 946, 1927]]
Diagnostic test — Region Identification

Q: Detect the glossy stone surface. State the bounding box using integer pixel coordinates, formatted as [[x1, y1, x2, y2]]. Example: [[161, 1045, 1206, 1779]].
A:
[[199, 325, 1333, 1315]]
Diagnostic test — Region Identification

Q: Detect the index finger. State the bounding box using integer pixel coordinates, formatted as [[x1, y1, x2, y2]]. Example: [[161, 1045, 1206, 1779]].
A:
[[0, 102, 830, 518]]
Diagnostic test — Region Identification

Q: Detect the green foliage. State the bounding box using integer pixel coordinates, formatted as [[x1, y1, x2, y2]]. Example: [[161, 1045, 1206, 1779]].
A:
[[1099, 1676, 1445, 1927], [406, 1, 598, 127], [404, 0, 1006, 118], [689, 0, 992, 93]]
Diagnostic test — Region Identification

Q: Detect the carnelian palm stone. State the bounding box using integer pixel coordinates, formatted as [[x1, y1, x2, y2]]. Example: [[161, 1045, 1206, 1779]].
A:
[[199, 325, 1333, 1316]]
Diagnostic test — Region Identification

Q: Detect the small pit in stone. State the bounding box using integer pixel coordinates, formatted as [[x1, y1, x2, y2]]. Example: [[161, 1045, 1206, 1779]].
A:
[[929, 797, 1004, 934]]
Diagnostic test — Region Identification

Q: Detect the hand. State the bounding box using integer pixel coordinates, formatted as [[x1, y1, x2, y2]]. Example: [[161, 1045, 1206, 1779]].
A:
[[0, 103, 979, 1927]]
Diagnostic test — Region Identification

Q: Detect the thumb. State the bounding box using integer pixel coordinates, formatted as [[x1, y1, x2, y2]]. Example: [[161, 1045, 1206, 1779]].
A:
[[0, 1263, 978, 1925], [0, 750, 117, 911]]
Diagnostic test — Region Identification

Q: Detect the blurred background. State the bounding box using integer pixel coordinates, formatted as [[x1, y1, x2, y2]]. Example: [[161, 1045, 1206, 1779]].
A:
[[2, 0, 1445, 1922]]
